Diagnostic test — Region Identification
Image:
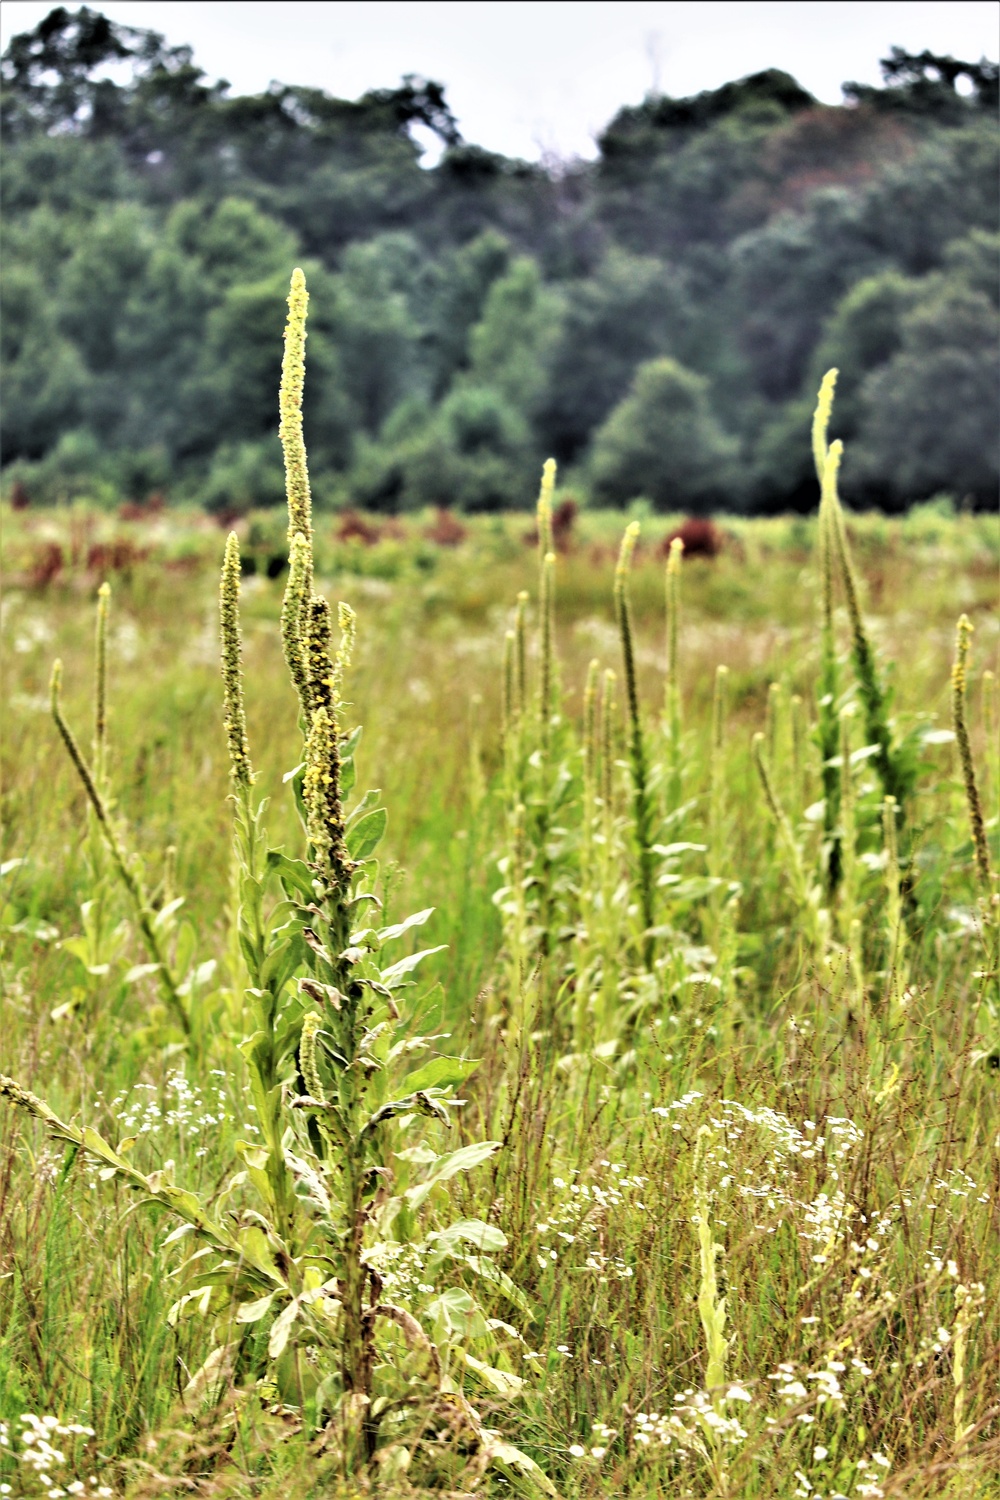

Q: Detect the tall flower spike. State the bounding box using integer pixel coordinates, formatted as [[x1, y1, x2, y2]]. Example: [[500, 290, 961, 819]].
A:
[[583, 658, 599, 794], [94, 581, 110, 787], [280, 268, 313, 554], [665, 536, 683, 706], [614, 522, 641, 733], [281, 531, 311, 718], [537, 457, 556, 565], [952, 614, 991, 889], [514, 591, 528, 719], [812, 367, 838, 485], [219, 532, 254, 790], [600, 668, 617, 815], [539, 551, 556, 742]]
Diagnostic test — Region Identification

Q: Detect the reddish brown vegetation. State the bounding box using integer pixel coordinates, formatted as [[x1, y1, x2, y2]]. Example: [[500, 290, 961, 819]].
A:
[[660, 517, 723, 559], [336, 510, 382, 546], [423, 508, 467, 547], [119, 492, 165, 522], [10, 481, 31, 511], [29, 542, 65, 588]]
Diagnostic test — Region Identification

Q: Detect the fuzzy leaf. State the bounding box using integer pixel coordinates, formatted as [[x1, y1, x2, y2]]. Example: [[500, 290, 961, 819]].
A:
[[268, 1296, 299, 1359], [401, 1054, 480, 1094], [404, 1141, 501, 1209], [347, 808, 387, 860], [380, 946, 447, 989], [377, 907, 435, 945]]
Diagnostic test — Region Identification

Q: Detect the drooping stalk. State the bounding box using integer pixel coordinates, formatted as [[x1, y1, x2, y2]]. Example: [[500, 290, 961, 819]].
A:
[[50, 659, 188, 1034]]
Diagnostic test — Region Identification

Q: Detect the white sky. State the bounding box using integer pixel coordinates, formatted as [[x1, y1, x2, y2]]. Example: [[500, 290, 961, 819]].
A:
[[2, 1, 997, 162]]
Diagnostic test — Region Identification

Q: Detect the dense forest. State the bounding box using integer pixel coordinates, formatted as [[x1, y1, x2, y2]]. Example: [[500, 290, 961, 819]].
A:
[[2, 6, 998, 513]]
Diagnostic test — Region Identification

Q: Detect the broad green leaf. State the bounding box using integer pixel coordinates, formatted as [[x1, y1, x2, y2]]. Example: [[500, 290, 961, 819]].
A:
[[428, 1220, 507, 1254], [236, 1292, 276, 1324], [463, 1350, 525, 1396], [425, 1286, 488, 1340], [124, 962, 160, 985], [487, 1440, 557, 1496], [377, 907, 435, 945], [380, 945, 447, 990], [405, 1141, 501, 1209], [401, 1054, 480, 1094], [347, 808, 387, 860], [266, 851, 315, 898], [268, 1296, 299, 1359]]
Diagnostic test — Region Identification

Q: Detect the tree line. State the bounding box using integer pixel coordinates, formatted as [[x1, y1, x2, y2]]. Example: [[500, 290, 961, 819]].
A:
[[2, 7, 997, 513]]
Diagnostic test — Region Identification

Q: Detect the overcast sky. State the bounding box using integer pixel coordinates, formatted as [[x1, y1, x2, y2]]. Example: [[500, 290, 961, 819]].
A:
[[2, 1, 997, 162]]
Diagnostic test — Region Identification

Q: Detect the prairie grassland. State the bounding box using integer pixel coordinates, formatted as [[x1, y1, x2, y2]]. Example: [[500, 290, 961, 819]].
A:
[[1, 480, 998, 1500]]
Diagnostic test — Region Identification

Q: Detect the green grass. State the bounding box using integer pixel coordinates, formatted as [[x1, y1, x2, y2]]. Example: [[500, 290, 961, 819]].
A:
[[1, 495, 998, 1498]]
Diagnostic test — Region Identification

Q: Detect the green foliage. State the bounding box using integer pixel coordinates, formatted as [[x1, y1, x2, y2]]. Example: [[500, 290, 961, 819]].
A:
[[2, 8, 996, 514], [590, 358, 739, 511]]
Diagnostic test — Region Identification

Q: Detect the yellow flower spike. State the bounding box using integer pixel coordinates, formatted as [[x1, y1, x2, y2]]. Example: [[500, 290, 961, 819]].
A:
[[812, 367, 838, 485], [280, 268, 313, 553]]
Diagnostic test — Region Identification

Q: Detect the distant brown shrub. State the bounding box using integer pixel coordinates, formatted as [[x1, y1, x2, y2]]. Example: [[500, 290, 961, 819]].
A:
[[10, 480, 31, 511], [660, 517, 723, 559], [337, 510, 382, 546], [29, 542, 64, 588], [424, 508, 467, 547], [87, 539, 149, 574]]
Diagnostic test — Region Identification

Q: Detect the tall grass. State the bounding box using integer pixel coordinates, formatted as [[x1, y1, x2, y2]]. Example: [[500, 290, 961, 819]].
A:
[[1, 314, 998, 1499]]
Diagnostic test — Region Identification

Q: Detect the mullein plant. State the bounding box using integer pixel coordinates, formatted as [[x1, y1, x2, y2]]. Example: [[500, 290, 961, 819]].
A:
[[4, 270, 548, 1494]]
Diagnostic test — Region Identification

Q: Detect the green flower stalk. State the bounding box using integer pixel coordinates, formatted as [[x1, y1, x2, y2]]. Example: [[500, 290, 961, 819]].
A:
[[601, 668, 617, 825], [814, 372, 842, 893], [93, 581, 110, 790], [952, 614, 991, 890], [882, 795, 907, 1018], [281, 531, 311, 720], [765, 681, 782, 771], [615, 522, 656, 968], [501, 630, 515, 752], [539, 550, 556, 746], [664, 536, 684, 809], [790, 694, 805, 813], [515, 591, 528, 722], [220, 532, 254, 792], [583, 658, 599, 802], [709, 665, 729, 885], [824, 440, 904, 809]]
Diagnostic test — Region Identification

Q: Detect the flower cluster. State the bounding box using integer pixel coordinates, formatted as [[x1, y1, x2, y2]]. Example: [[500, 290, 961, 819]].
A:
[[535, 1162, 647, 1273], [1, 1414, 112, 1499]]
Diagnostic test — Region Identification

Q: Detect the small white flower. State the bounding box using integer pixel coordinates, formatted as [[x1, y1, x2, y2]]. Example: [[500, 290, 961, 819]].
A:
[[568, 1443, 586, 1458]]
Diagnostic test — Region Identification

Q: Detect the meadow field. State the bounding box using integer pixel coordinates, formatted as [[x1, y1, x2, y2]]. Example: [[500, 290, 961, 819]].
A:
[[1, 307, 998, 1497]]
